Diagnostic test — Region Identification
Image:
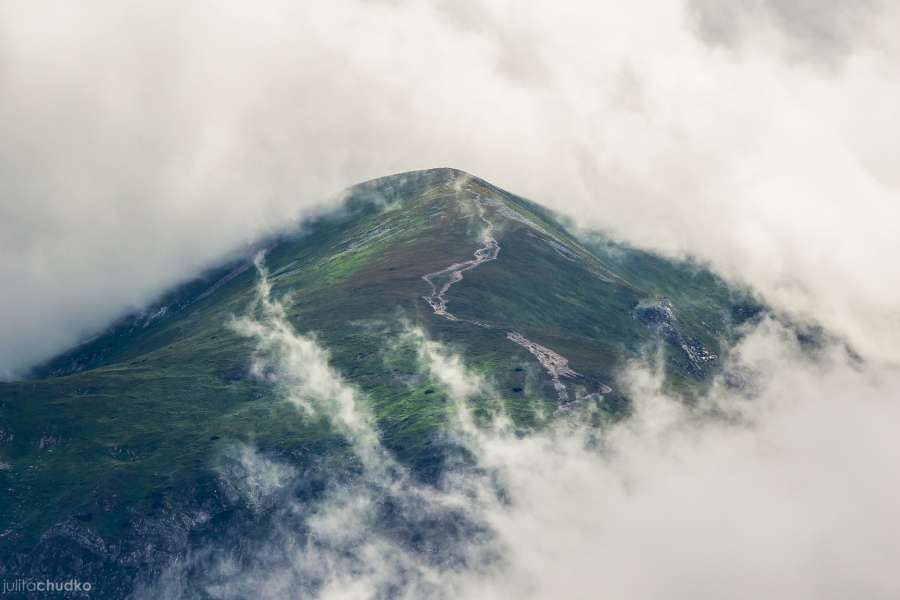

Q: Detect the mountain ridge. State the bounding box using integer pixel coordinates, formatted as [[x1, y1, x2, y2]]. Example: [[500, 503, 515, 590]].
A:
[[32, 167, 739, 393], [0, 168, 762, 596]]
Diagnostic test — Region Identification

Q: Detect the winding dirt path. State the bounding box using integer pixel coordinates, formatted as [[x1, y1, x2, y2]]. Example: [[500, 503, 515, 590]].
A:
[[421, 192, 500, 323], [420, 188, 608, 404]]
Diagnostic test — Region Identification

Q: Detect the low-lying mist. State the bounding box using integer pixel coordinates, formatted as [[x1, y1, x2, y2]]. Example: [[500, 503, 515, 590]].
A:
[[140, 259, 900, 600]]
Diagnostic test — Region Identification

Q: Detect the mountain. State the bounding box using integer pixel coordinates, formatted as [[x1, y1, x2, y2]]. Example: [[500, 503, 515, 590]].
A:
[[0, 168, 761, 596]]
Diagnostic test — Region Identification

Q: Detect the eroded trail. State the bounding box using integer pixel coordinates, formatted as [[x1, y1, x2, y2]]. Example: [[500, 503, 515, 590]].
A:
[[506, 332, 580, 403], [420, 187, 609, 404], [421, 192, 500, 323]]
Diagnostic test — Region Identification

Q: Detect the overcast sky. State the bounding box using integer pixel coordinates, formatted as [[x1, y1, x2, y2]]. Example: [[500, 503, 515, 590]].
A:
[[2, 0, 899, 375]]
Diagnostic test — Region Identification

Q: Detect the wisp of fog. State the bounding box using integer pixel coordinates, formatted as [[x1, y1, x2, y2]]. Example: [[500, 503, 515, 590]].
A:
[[139, 258, 900, 599]]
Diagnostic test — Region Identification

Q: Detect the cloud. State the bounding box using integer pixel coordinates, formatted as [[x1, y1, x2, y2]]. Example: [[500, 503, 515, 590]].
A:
[[148, 307, 900, 599], [687, 0, 889, 64], [461, 321, 900, 600], [230, 253, 386, 468], [216, 443, 297, 512], [1, 0, 899, 374], [144, 262, 503, 599], [405, 325, 498, 437]]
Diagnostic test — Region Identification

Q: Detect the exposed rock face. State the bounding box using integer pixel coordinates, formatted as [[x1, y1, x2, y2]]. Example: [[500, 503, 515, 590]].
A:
[[634, 298, 718, 376], [37, 434, 63, 450]]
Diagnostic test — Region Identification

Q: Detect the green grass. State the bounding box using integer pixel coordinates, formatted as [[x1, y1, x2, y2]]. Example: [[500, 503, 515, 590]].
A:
[[0, 167, 763, 594]]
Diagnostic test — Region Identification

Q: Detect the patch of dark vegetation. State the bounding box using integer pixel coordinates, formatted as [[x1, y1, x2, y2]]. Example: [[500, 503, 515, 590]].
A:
[[223, 364, 247, 382]]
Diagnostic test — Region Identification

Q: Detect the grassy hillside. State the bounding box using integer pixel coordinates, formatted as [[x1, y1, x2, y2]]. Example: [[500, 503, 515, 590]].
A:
[[0, 168, 762, 596]]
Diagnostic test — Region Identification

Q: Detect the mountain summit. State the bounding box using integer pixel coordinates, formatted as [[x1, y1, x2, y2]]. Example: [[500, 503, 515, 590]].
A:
[[0, 168, 759, 595]]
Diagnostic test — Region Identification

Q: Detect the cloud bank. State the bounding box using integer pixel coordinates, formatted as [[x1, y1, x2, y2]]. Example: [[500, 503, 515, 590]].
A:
[[145, 271, 900, 598], [467, 324, 900, 600], [1, 0, 899, 374]]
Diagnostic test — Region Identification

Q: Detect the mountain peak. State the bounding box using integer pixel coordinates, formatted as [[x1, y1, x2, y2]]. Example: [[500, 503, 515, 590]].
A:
[[3, 169, 762, 589], [33, 168, 748, 391]]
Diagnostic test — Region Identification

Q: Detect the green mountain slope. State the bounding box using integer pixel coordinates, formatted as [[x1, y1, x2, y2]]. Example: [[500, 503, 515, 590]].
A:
[[0, 168, 761, 596]]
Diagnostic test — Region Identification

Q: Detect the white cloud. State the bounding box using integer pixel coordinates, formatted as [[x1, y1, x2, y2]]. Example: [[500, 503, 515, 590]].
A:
[[151, 317, 900, 599], [217, 443, 297, 511], [460, 321, 900, 600], [156, 269, 501, 600], [231, 253, 386, 468]]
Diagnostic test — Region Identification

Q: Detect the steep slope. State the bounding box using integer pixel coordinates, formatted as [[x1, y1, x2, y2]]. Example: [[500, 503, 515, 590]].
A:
[[0, 168, 761, 595]]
